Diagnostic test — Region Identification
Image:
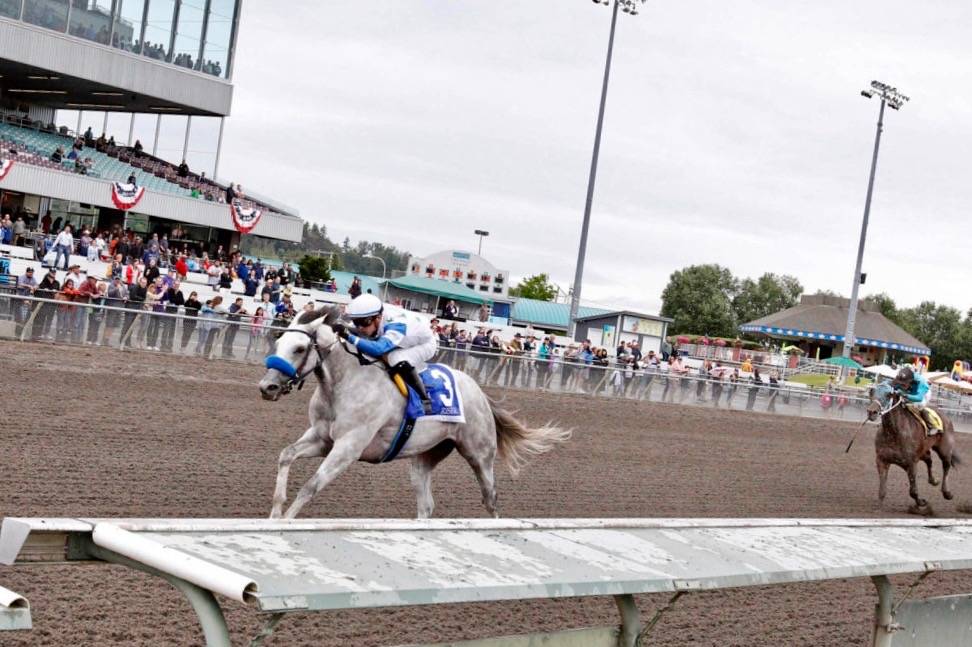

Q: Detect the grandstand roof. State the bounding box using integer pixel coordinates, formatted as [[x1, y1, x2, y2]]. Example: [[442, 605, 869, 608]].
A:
[[381, 275, 491, 305], [510, 298, 612, 330], [740, 294, 930, 355]]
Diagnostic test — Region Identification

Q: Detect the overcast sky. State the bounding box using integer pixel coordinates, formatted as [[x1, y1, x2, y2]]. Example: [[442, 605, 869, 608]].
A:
[[106, 2, 972, 315]]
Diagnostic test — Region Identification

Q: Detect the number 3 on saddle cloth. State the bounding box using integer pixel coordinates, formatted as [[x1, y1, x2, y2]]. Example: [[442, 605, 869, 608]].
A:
[[382, 364, 465, 463]]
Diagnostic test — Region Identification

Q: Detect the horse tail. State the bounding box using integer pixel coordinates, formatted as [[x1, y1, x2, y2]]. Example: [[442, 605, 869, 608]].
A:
[[488, 396, 571, 477]]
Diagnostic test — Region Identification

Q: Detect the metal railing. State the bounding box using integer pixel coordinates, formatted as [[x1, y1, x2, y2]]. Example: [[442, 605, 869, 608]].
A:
[[2, 289, 970, 433]]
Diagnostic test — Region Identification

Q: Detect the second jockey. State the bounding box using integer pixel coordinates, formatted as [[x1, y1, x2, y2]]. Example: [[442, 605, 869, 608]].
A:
[[343, 294, 437, 414], [891, 365, 941, 433]]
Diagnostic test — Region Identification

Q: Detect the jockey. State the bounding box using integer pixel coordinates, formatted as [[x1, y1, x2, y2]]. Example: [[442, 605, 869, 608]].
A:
[[342, 293, 437, 414], [891, 365, 940, 432]]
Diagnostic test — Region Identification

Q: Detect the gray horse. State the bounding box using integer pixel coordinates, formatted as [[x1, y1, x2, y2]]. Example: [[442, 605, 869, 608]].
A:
[[258, 307, 571, 519]]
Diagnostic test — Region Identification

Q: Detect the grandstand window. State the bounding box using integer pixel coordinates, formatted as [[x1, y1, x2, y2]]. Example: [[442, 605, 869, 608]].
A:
[[112, 0, 144, 53], [0, 0, 22, 20], [173, 0, 205, 71], [202, 0, 235, 78], [142, 0, 176, 62], [23, 0, 68, 33], [68, 0, 113, 45]]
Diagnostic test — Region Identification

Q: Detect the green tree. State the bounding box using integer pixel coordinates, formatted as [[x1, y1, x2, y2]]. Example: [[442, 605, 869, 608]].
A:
[[298, 255, 333, 284], [732, 273, 803, 325], [864, 292, 901, 325], [660, 264, 738, 337], [897, 302, 968, 369], [509, 273, 557, 301]]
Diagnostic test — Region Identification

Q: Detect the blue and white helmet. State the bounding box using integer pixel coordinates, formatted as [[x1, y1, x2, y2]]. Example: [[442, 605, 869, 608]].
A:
[[346, 293, 383, 320]]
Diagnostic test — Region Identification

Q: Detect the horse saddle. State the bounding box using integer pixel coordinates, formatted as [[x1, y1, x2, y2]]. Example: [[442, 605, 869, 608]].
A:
[[905, 404, 943, 436]]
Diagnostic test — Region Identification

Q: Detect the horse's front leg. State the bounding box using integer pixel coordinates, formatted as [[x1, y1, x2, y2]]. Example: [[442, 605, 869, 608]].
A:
[[876, 457, 889, 505], [270, 426, 326, 519], [922, 452, 939, 486], [283, 431, 373, 519], [907, 463, 928, 508]]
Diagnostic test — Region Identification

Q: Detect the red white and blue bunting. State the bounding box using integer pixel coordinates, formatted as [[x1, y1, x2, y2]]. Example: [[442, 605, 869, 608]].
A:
[[111, 182, 146, 211], [0, 158, 13, 181], [230, 201, 262, 234]]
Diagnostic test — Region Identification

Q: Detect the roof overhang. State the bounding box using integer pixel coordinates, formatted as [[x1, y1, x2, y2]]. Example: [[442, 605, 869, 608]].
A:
[[739, 324, 930, 356], [0, 18, 232, 116]]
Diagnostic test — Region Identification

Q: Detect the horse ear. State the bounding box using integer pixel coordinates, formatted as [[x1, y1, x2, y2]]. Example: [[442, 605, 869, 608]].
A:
[[868, 387, 875, 398]]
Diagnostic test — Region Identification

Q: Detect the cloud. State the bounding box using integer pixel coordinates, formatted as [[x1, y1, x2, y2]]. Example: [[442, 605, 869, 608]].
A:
[[191, 1, 972, 316]]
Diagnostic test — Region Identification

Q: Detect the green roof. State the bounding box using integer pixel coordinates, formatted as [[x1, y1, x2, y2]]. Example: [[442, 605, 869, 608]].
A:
[[382, 274, 492, 305], [823, 356, 864, 369], [511, 298, 612, 330]]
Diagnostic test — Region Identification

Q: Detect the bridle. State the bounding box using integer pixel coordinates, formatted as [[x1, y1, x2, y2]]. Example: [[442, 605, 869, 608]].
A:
[[265, 327, 339, 393]]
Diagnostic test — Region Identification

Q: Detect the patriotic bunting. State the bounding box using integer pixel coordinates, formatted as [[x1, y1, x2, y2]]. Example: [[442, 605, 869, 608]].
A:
[[230, 200, 263, 234], [111, 182, 146, 210], [0, 158, 13, 181]]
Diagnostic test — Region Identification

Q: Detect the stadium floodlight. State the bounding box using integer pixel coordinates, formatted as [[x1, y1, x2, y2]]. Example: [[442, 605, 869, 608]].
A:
[[474, 229, 490, 256], [567, 0, 646, 339], [842, 81, 909, 359]]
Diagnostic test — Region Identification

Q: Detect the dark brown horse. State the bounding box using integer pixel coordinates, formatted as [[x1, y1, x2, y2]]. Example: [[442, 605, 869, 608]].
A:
[[867, 389, 960, 510]]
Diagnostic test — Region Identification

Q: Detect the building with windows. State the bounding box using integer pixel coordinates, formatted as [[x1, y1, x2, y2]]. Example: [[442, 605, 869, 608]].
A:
[[406, 250, 511, 299], [0, 0, 301, 253]]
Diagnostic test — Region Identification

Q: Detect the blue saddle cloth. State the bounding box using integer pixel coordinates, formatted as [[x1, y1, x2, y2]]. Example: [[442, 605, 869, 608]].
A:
[[382, 364, 464, 463]]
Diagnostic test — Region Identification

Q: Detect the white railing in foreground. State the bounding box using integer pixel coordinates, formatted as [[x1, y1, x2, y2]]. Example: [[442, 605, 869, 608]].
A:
[[3, 517, 972, 646]]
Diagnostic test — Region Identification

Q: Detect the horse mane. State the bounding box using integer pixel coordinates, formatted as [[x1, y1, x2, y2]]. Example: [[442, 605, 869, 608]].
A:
[[296, 305, 343, 327]]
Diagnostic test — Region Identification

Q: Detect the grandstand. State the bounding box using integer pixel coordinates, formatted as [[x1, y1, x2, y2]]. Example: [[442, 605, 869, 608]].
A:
[[0, 3, 301, 249]]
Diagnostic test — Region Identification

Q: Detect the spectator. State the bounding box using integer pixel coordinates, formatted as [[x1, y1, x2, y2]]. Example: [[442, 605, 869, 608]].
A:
[[13, 216, 26, 246], [348, 276, 362, 299], [54, 278, 79, 342], [160, 281, 184, 352], [174, 290, 200, 350], [746, 367, 763, 411], [766, 369, 780, 413], [177, 159, 189, 178], [120, 276, 148, 349], [144, 279, 165, 350], [76, 275, 102, 344], [478, 303, 490, 322], [726, 368, 740, 408], [218, 266, 233, 290], [442, 299, 459, 320], [174, 255, 189, 278], [41, 211, 52, 234], [102, 277, 128, 346], [225, 182, 236, 203], [34, 269, 60, 340], [13, 266, 38, 336], [53, 225, 74, 270], [223, 297, 246, 358], [133, 139, 143, 154], [245, 307, 267, 359], [143, 258, 160, 284]]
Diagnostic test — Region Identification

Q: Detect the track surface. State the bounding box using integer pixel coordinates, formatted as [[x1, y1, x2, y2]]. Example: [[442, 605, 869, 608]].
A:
[[3, 340, 972, 646]]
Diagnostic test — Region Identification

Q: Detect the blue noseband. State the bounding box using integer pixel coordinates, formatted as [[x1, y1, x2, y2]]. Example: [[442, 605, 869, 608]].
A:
[[265, 354, 298, 379]]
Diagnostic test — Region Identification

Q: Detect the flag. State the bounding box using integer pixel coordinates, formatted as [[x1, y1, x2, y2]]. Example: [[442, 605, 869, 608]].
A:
[[230, 200, 262, 234], [111, 182, 146, 210]]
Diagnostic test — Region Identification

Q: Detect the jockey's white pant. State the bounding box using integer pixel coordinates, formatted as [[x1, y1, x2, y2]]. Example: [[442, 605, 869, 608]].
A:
[[388, 336, 438, 371]]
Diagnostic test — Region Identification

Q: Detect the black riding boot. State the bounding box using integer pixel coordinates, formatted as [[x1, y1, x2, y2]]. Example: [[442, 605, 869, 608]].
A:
[[396, 361, 433, 415]]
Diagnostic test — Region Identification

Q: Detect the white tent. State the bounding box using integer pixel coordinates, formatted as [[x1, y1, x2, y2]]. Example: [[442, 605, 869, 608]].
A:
[[862, 364, 898, 379], [930, 376, 972, 394]]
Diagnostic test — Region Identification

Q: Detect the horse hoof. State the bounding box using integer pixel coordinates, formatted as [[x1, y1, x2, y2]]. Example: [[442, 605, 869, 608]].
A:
[[930, 479, 940, 486], [944, 491, 954, 501], [908, 503, 933, 516]]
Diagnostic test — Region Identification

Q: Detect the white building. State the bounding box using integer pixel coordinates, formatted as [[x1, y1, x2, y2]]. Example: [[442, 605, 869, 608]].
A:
[[406, 250, 510, 299]]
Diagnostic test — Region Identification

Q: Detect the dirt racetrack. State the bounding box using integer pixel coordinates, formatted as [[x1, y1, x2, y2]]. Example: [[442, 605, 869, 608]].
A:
[[3, 340, 972, 646]]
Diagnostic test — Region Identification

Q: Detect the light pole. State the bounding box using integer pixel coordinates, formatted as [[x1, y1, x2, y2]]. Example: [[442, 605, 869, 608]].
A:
[[363, 252, 388, 300], [842, 80, 909, 359], [362, 252, 386, 279], [474, 229, 490, 256], [567, 0, 644, 339]]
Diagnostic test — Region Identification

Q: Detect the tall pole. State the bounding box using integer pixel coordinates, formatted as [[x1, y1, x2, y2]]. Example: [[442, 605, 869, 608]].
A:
[[213, 117, 225, 179], [152, 114, 162, 156], [182, 115, 193, 162], [568, 0, 620, 338], [842, 99, 885, 358], [127, 112, 136, 146]]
